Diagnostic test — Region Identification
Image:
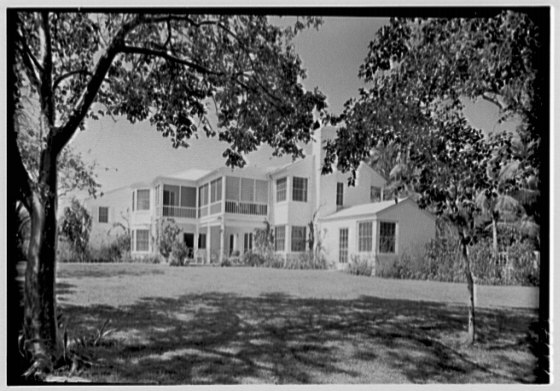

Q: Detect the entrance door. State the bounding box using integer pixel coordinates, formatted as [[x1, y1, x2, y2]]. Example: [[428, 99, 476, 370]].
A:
[[183, 233, 194, 258], [339, 228, 348, 264], [229, 234, 235, 255]]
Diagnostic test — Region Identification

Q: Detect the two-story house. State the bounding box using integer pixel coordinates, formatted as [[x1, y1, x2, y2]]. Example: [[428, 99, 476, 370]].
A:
[[85, 127, 436, 271]]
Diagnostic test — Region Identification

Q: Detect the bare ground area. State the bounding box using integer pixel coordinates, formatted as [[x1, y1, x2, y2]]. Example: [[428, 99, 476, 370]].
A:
[[55, 263, 540, 384]]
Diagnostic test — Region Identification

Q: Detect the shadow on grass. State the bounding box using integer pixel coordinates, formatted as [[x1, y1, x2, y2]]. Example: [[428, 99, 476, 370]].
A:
[[58, 290, 539, 385]]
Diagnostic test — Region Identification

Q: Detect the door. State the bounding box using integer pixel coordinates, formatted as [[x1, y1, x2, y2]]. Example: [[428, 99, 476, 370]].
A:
[[229, 234, 235, 255], [339, 228, 348, 264], [183, 233, 194, 258]]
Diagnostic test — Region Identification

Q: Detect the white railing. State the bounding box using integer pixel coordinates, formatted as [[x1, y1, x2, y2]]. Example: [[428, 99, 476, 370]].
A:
[[225, 201, 267, 216], [159, 205, 197, 219]]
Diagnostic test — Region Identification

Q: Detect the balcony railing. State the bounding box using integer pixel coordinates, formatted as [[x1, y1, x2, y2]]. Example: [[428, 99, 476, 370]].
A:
[[225, 201, 267, 216], [159, 205, 197, 219]]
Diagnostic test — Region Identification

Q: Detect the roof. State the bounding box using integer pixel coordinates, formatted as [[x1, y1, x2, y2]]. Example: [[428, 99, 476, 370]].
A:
[[164, 168, 212, 181], [321, 199, 403, 221]]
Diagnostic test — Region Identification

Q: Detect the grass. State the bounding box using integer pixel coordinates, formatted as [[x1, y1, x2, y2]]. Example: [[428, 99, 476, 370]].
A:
[[55, 263, 540, 384]]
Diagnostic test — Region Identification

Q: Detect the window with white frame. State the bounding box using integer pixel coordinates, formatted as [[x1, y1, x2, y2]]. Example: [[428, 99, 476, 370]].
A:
[[291, 226, 307, 252], [370, 186, 382, 202], [98, 207, 109, 223], [339, 228, 349, 263], [276, 177, 287, 202], [210, 178, 222, 203], [244, 232, 253, 253], [358, 221, 373, 252], [199, 184, 209, 206], [336, 182, 344, 209], [135, 229, 149, 252], [275, 226, 285, 251], [379, 221, 396, 253], [136, 189, 150, 210], [292, 177, 308, 202]]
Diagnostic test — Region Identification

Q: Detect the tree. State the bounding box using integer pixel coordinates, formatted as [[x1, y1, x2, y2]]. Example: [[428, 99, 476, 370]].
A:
[[323, 11, 546, 349], [9, 11, 326, 379], [157, 218, 182, 262], [59, 199, 92, 262]]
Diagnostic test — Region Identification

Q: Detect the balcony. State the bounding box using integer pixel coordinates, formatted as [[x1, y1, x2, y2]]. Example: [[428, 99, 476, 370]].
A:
[[225, 201, 267, 216], [159, 205, 197, 219]]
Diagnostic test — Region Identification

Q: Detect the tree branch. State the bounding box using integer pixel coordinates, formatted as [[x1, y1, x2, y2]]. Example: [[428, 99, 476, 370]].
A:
[[120, 45, 224, 76], [481, 92, 506, 111], [53, 70, 93, 91], [53, 16, 143, 156]]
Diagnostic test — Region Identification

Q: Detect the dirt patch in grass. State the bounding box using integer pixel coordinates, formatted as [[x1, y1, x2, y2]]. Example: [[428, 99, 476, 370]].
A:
[[55, 264, 540, 384]]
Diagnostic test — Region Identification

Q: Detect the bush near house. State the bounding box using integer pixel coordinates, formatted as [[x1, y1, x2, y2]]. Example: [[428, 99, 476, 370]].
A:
[[347, 255, 376, 277], [377, 237, 539, 286]]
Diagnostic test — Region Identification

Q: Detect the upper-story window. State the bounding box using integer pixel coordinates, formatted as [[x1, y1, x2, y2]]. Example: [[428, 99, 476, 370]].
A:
[[98, 206, 109, 223], [199, 184, 209, 207], [136, 189, 150, 210], [210, 178, 222, 203], [276, 177, 287, 202], [292, 177, 308, 202], [370, 186, 382, 202], [336, 182, 344, 209]]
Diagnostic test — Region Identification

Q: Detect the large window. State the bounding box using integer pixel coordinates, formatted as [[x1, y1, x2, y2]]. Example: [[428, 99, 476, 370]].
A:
[[275, 226, 285, 251], [358, 221, 373, 252], [339, 228, 349, 263], [136, 189, 150, 210], [210, 178, 222, 203], [98, 207, 109, 223], [135, 229, 149, 252], [276, 177, 287, 202], [291, 226, 307, 252], [199, 184, 209, 207], [292, 177, 308, 202], [379, 222, 396, 253], [336, 182, 344, 209], [244, 233, 253, 253]]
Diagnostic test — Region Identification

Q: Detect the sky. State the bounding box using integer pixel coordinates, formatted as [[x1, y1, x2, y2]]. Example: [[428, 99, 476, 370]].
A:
[[67, 15, 513, 200]]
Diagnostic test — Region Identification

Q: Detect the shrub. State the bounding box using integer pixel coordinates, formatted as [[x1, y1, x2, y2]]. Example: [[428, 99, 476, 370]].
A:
[[347, 255, 375, 276], [505, 240, 539, 286], [170, 241, 190, 266], [285, 251, 328, 270], [241, 250, 267, 267], [157, 219, 181, 262], [59, 199, 92, 262]]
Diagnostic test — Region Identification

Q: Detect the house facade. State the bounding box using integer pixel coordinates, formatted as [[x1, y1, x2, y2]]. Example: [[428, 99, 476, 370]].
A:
[[85, 127, 436, 269]]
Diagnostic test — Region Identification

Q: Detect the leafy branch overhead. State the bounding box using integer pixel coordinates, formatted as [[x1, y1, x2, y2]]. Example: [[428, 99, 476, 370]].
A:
[[14, 13, 327, 168]]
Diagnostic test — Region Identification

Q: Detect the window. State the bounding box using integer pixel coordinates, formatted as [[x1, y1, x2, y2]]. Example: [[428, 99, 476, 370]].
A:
[[275, 226, 285, 251], [210, 178, 222, 203], [291, 226, 307, 252], [358, 221, 373, 252], [292, 177, 308, 202], [379, 222, 396, 253], [98, 207, 109, 223], [244, 233, 253, 253], [276, 177, 287, 202], [240, 178, 255, 202], [199, 184, 209, 206], [336, 182, 344, 209], [339, 228, 349, 263], [137, 189, 150, 210], [132, 191, 135, 211], [198, 233, 207, 249], [370, 186, 382, 202], [180, 186, 197, 207], [135, 229, 149, 252], [163, 185, 179, 206]]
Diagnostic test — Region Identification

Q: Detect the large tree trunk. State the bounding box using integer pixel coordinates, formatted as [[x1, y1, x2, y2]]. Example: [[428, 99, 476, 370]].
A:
[[460, 239, 476, 345], [23, 157, 61, 378]]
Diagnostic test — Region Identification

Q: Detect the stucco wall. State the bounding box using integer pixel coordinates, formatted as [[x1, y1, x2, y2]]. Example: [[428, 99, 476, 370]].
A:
[[85, 187, 131, 249]]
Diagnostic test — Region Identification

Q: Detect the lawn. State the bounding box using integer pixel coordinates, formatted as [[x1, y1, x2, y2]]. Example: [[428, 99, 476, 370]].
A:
[[55, 263, 540, 384]]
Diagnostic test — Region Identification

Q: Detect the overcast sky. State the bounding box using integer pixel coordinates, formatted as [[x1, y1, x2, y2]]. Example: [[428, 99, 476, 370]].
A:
[[68, 15, 513, 200]]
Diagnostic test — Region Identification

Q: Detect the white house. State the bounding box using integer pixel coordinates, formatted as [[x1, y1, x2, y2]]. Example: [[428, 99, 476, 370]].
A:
[[84, 127, 436, 270]]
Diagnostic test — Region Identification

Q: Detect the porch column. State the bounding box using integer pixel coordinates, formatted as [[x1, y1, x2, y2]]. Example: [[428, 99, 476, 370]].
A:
[[206, 224, 211, 264], [219, 220, 225, 264]]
